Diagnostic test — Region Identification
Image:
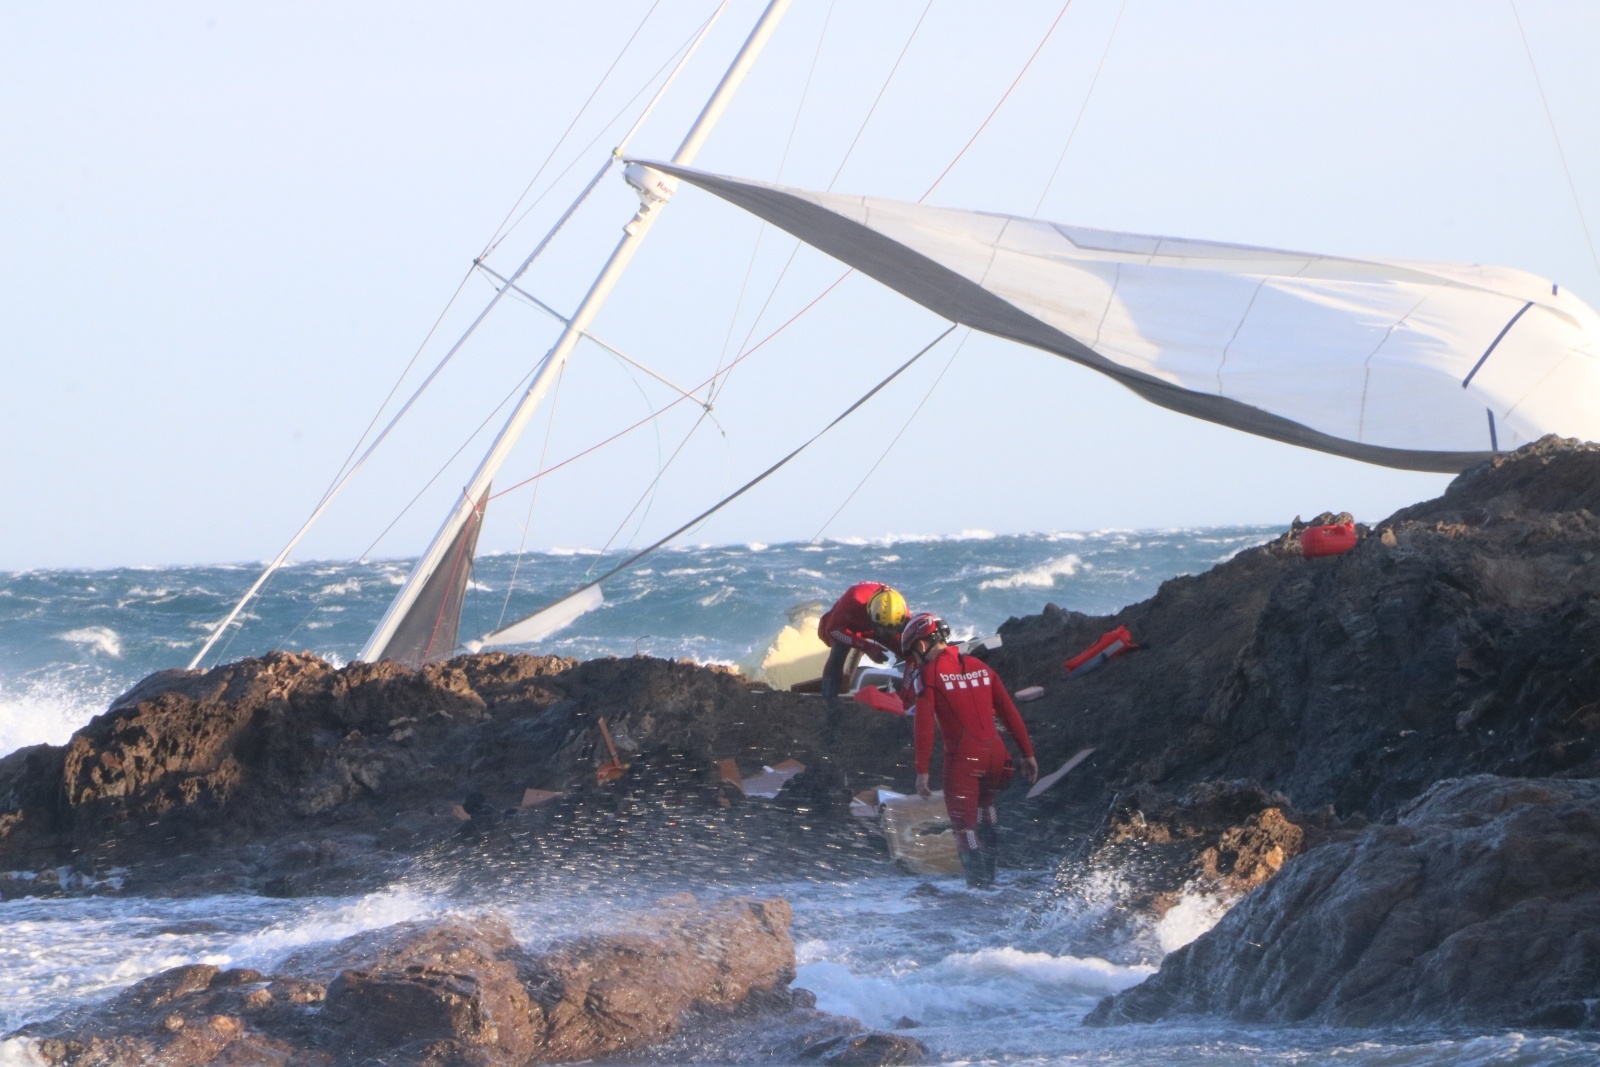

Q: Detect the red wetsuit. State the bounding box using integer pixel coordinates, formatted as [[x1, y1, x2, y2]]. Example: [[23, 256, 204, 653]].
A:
[[818, 582, 896, 663], [913, 646, 1034, 852]]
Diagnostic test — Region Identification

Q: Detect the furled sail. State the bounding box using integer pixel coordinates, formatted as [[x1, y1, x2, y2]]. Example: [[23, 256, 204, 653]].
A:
[[373, 488, 489, 667], [648, 162, 1600, 473]]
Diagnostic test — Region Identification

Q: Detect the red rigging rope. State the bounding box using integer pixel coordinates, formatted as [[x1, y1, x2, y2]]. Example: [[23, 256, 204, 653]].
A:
[[486, 268, 854, 503], [920, 0, 1076, 203]]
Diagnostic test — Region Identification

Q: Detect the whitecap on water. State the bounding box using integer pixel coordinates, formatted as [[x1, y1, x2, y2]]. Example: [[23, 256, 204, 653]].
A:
[[317, 579, 361, 596], [978, 554, 1083, 590], [55, 626, 121, 657]]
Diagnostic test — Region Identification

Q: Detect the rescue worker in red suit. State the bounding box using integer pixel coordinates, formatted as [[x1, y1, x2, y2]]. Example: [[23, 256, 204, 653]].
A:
[[906, 612, 1038, 887], [817, 583, 909, 703]]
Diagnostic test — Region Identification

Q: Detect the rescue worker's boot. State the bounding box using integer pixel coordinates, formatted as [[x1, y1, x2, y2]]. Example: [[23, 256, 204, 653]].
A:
[[958, 848, 989, 888], [976, 823, 1000, 887]]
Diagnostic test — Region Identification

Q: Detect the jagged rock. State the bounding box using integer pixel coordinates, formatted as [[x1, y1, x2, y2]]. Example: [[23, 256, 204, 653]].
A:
[[0, 650, 911, 893], [801, 1031, 928, 1065], [1047, 779, 1339, 953], [3, 437, 1599, 906], [1084, 775, 1600, 1028], [9, 896, 803, 1066], [991, 436, 1600, 863]]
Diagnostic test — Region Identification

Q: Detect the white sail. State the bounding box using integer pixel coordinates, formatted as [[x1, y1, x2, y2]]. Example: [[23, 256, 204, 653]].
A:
[[469, 585, 604, 651], [648, 164, 1600, 473]]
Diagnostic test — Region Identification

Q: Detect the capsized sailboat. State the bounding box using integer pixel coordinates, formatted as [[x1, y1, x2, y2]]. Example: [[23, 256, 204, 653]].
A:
[[194, 0, 1600, 673]]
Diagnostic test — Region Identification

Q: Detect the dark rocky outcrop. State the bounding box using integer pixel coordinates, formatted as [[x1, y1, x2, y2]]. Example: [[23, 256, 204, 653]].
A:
[[1085, 775, 1600, 1028], [9, 896, 923, 1066], [0, 653, 914, 895], [991, 437, 1600, 854], [3, 438, 1600, 1037]]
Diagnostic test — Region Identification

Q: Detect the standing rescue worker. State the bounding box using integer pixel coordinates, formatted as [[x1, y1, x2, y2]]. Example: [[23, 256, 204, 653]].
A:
[[817, 583, 910, 702], [906, 612, 1038, 887]]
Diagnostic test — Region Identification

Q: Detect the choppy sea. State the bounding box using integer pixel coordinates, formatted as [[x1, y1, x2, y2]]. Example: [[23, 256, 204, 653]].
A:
[[4, 528, 1596, 1064]]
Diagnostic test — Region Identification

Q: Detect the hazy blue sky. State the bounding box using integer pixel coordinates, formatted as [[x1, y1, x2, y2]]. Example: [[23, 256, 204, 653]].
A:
[[3, 1, 1597, 569]]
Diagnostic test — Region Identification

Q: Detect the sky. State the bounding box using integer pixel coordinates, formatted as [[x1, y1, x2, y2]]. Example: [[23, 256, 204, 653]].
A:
[[2, 0, 1598, 570]]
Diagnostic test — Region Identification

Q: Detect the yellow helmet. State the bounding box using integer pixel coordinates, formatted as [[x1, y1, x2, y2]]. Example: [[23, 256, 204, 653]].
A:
[[867, 586, 909, 629]]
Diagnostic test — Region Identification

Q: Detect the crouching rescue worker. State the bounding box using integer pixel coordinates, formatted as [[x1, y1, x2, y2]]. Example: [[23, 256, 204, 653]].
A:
[[905, 612, 1038, 887], [817, 583, 910, 703]]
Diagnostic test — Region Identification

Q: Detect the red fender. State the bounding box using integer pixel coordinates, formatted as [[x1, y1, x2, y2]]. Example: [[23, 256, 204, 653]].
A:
[[1302, 522, 1357, 558]]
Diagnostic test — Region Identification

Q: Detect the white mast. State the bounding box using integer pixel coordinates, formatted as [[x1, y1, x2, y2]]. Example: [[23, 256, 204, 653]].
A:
[[360, 0, 794, 663]]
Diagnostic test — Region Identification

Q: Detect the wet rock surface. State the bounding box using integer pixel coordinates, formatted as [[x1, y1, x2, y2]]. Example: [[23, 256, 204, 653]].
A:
[[7, 896, 883, 1066], [0, 652, 913, 895], [3, 438, 1600, 1033], [1084, 775, 1600, 1028]]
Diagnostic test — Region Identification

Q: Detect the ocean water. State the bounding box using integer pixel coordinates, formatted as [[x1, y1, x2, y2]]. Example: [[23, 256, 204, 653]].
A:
[[5, 527, 1596, 1064], [0, 527, 1273, 756]]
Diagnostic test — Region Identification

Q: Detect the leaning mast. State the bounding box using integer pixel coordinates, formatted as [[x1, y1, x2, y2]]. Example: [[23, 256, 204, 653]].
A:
[[361, 0, 794, 665]]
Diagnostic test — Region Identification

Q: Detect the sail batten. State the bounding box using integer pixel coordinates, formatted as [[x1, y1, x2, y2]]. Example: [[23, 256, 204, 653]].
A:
[[649, 162, 1600, 472]]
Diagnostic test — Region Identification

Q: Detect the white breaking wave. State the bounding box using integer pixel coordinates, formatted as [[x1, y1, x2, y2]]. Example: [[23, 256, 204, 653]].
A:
[[318, 579, 361, 596], [0, 677, 112, 757], [56, 626, 122, 657], [795, 944, 1152, 1031], [979, 553, 1083, 590], [938, 945, 1155, 994], [1155, 886, 1236, 953]]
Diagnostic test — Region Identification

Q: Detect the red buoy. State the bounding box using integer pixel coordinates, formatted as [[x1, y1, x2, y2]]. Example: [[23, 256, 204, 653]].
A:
[[1302, 522, 1357, 558]]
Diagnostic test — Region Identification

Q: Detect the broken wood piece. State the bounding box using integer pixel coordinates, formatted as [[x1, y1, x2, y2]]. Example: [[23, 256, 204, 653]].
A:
[[1026, 748, 1096, 799], [718, 758, 745, 795], [595, 717, 629, 785]]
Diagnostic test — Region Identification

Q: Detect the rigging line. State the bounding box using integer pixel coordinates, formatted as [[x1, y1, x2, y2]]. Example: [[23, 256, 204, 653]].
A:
[[1509, 0, 1600, 282], [711, 0, 835, 389], [318, 270, 476, 510], [921, 0, 1076, 203], [487, 269, 855, 504], [475, 260, 720, 420], [357, 360, 540, 563], [489, 4, 728, 258], [811, 328, 971, 542], [1032, 0, 1126, 216], [779, 0, 835, 181], [601, 335, 673, 540], [829, 0, 936, 191], [595, 406, 713, 566], [496, 360, 569, 632], [482, 0, 665, 258], [188, 154, 613, 669], [518, 323, 959, 615]]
